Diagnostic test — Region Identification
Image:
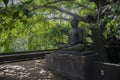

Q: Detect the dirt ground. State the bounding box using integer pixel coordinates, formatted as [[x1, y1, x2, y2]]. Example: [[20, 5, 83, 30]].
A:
[[0, 59, 67, 80]]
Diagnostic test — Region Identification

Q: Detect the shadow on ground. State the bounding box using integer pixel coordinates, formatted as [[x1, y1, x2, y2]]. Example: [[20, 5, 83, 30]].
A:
[[0, 59, 67, 80]]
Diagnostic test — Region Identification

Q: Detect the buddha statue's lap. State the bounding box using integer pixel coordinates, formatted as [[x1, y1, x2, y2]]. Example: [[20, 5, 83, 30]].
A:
[[57, 43, 85, 51], [67, 43, 85, 51]]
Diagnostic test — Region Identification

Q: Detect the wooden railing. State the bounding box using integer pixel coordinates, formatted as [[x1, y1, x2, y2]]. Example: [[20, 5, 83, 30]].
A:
[[0, 49, 56, 64]]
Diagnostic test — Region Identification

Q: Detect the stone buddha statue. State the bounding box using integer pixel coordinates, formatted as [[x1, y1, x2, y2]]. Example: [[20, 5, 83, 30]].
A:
[[58, 18, 85, 51], [67, 18, 84, 50], [68, 18, 83, 44]]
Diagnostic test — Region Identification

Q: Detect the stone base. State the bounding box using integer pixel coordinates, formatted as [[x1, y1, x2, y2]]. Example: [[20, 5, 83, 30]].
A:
[[46, 51, 120, 80], [45, 51, 97, 80], [93, 62, 120, 80]]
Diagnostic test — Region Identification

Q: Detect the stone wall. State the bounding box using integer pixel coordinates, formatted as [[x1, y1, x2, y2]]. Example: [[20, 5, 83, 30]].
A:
[[46, 52, 97, 80], [93, 62, 120, 80]]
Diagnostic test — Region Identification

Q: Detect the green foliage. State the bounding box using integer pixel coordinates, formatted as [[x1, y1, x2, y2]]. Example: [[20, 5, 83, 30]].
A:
[[0, 0, 119, 53], [3, 0, 9, 7]]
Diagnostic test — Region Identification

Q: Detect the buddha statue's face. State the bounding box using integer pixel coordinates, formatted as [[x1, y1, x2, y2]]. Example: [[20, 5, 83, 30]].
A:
[[71, 19, 79, 28]]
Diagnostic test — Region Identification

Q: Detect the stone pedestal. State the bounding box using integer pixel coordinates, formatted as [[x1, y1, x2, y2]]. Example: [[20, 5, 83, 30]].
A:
[[93, 62, 120, 80], [46, 51, 97, 80]]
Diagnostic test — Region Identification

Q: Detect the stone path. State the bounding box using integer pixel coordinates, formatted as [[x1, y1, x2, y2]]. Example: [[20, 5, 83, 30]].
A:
[[0, 59, 67, 80]]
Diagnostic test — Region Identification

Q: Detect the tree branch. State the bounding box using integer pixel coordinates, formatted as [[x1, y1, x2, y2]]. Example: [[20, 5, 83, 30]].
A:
[[75, 3, 94, 10], [32, 0, 73, 9], [42, 0, 73, 6], [46, 17, 70, 21], [32, 5, 88, 22]]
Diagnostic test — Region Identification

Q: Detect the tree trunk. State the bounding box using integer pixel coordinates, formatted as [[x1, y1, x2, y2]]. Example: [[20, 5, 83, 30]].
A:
[[91, 26, 109, 62]]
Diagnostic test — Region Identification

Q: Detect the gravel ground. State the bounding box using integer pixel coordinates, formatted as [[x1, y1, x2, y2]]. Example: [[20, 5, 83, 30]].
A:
[[0, 59, 67, 80]]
